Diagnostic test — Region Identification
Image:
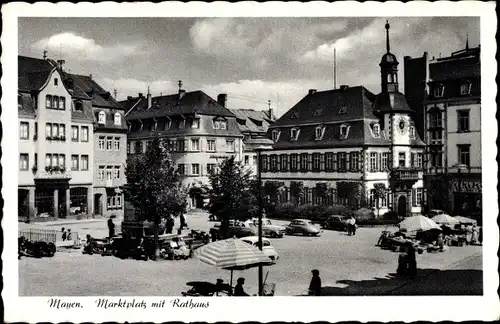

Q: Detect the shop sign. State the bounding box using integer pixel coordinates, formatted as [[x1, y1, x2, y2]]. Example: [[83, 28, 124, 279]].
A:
[[452, 181, 482, 193], [210, 154, 231, 159]]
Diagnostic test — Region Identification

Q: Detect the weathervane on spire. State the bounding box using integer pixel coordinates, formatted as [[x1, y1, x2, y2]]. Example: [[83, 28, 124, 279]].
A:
[[385, 20, 391, 53]]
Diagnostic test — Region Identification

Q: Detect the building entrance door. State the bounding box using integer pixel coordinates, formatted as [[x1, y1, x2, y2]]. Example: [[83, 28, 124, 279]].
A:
[[398, 195, 407, 218], [94, 194, 102, 216]]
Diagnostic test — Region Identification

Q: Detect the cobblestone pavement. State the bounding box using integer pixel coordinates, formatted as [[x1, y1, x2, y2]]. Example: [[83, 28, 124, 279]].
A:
[[19, 212, 482, 296]]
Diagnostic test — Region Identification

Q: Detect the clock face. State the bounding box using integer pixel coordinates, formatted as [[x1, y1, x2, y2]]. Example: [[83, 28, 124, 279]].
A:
[[398, 118, 407, 134]]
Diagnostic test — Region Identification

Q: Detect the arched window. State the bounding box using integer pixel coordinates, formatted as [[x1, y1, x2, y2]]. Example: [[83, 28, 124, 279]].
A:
[[114, 113, 121, 125], [98, 111, 106, 124], [46, 95, 52, 108], [315, 126, 325, 140]]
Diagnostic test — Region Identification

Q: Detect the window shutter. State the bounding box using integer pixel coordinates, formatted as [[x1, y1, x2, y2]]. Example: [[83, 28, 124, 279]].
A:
[[412, 189, 416, 207], [411, 153, 415, 167]]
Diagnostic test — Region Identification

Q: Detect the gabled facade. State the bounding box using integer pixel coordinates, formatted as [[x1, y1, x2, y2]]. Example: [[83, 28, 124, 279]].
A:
[[406, 43, 481, 219], [261, 22, 426, 217], [62, 72, 128, 220], [18, 56, 94, 222], [121, 86, 243, 211]]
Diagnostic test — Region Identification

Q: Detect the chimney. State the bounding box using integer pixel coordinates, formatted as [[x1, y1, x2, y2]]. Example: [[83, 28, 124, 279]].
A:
[[308, 89, 317, 95], [147, 93, 152, 109], [43, 50, 48, 60], [56, 59, 65, 71], [178, 89, 186, 100], [340, 85, 349, 91], [127, 96, 133, 101], [217, 93, 227, 107], [268, 108, 274, 120], [89, 74, 92, 80]]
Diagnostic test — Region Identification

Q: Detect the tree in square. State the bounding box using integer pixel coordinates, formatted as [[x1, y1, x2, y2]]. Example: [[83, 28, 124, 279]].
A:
[[125, 136, 188, 258]]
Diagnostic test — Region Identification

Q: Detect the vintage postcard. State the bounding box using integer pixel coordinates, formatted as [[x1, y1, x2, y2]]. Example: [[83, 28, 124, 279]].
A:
[[2, 1, 498, 322]]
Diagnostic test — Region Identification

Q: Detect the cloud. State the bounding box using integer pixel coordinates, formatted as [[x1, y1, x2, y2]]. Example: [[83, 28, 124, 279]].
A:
[[32, 32, 143, 62]]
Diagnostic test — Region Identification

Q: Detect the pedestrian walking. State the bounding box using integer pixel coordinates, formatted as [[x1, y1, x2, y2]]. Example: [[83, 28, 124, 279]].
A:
[[107, 217, 116, 239], [308, 269, 322, 296], [61, 227, 67, 241], [471, 224, 479, 245], [478, 226, 483, 245]]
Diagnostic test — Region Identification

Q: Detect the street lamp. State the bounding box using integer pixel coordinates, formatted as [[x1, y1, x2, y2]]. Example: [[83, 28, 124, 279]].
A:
[[253, 137, 274, 296]]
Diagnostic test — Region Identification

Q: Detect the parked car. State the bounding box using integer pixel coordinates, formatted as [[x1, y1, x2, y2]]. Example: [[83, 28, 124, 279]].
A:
[[240, 236, 279, 261], [285, 219, 321, 236], [427, 209, 446, 218], [244, 218, 286, 238], [209, 220, 257, 239], [322, 215, 348, 231]]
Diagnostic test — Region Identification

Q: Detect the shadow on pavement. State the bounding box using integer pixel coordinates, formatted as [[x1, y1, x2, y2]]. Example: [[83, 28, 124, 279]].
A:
[[317, 268, 483, 296]]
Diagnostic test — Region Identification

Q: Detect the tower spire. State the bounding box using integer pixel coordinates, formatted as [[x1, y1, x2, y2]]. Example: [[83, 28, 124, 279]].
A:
[[385, 20, 391, 53], [466, 34, 469, 50]]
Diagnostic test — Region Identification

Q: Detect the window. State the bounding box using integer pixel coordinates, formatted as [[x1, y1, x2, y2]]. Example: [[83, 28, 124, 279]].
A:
[[19, 154, 29, 171], [58, 154, 65, 167], [51, 124, 58, 137], [81, 126, 89, 142], [410, 126, 416, 138], [325, 153, 333, 171], [220, 121, 227, 130], [45, 154, 51, 167], [114, 167, 120, 179], [106, 167, 113, 181], [252, 156, 257, 165], [457, 110, 470, 132], [20, 122, 29, 139], [114, 113, 121, 125], [106, 137, 113, 151], [373, 124, 380, 137], [290, 128, 299, 141], [207, 164, 216, 174], [71, 155, 79, 171], [350, 152, 360, 171], [54, 78, 58, 86], [313, 109, 323, 116], [433, 83, 445, 98], [290, 112, 298, 119], [226, 140, 235, 153], [178, 164, 185, 175], [315, 126, 325, 140], [191, 139, 200, 151], [270, 155, 278, 172], [381, 152, 389, 171], [430, 130, 443, 144], [98, 111, 106, 124], [244, 155, 249, 165], [312, 153, 321, 171], [46, 95, 52, 108], [272, 130, 280, 142], [458, 145, 470, 166], [137, 141, 144, 154], [34, 122, 38, 140], [99, 137, 105, 150], [179, 120, 186, 129], [416, 153, 423, 168], [429, 110, 443, 128], [98, 167, 105, 180], [280, 154, 289, 172], [338, 152, 346, 171], [71, 126, 79, 141], [213, 120, 220, 130], [116, 195, 122, 208], [127, 142, 131, 154], [290, 154, 298, 172], [177, 139, 185, 152], [412, 188, 424, 207], [460, 81, 472, 95], [191, 164, 200, 176], [206, 139, 216, 152], [114, 138, 120, 151], [53, 97, 59, 110], [58, 124, 65, 139], [192, 118, 200, 129], [165, 120, 172, 130], [59, 97, 65, 110], [430, 150, 443, 168], [75, 101, 83, 111], [300, 153, 308, 172], [340, 124, 350, 139], [398, 152, 406, 167], [369, 152, 378, 172], [338, 106, 347, 115]]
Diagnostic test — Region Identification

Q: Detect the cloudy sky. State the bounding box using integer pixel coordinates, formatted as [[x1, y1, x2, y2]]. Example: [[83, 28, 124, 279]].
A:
[[19, 17, 479, 117]]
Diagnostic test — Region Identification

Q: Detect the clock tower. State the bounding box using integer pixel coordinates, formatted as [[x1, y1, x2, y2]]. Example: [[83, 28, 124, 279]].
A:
[[373, 20, 423, 217]]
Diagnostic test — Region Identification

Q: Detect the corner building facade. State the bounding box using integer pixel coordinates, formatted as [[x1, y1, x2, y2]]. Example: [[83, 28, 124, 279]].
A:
[[262, 22, 426, 217]]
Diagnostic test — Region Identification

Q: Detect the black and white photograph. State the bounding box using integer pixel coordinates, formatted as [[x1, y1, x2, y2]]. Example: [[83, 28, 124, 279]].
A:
[[2, 1, 498, 322]]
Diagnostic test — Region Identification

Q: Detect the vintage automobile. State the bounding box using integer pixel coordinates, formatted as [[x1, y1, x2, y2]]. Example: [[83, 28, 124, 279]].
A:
[[285, 219, 321, 236], [322, 215, 348, 231], [209, 220, 257, 239], [240, 236, 279, 261], [244, 218, 286, 238]]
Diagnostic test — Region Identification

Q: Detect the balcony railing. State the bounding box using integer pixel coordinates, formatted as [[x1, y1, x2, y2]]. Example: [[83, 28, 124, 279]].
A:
[[390, 167, 421, 181]]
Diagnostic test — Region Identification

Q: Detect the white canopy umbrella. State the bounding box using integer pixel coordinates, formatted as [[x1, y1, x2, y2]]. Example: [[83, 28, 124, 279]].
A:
[[432, 214, 460, 225], [399, 215, 441, 233], [454, 216, 478, 225]]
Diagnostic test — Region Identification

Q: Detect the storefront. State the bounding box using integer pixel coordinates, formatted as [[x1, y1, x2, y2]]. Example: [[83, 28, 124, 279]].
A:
[[452, 177, 482, 223]]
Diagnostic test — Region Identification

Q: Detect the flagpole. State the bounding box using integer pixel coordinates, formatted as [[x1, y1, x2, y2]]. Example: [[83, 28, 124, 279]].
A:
[[334, 48, 337, 89]]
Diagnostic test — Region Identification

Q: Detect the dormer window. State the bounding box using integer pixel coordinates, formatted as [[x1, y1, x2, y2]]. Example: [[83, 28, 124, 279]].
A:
[[315, 126, 325, 140], [290, 128, 299, 141], [433, 83, 445, 98], [340, 124, 351, 139], [74, 101, 83, 111], [313, 109, 323, 117], [290, 112, 298, 119], [213, 120, 220, 130], [460, 81, 472, 95], [114, 113, 121, 126], [410, 126, 416, 138], [179, 120, 185, 129], [98, 111, 106, 124], [165, 119, 171, 130], [338, 106, 347, 115], [192, 118, 200, 129], [372, 123, 380, 138], [272, 130, 281, 142], [220, 121, 227, 130]]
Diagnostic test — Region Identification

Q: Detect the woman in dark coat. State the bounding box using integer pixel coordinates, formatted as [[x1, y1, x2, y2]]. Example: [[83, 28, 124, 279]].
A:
[[308, 269, 322, 296]]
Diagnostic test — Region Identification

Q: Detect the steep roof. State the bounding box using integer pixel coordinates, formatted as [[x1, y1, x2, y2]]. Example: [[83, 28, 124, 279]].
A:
[[63, 73, 123, 109], [18, 93, 36, 116], [429, 47, 480, 81], [18, 56, 55, 91], [372, 91, 414, 114], [122, 91, 235, 120], [228, 108, 275, 134], [271, 86, 377, 128]]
